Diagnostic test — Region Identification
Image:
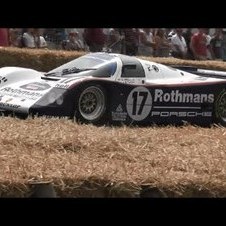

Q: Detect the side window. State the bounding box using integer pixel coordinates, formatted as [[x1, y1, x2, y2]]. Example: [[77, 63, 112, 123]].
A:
[[121, 64, 145, 78]]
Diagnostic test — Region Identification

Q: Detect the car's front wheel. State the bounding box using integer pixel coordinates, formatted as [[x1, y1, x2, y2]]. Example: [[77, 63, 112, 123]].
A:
[[214, 89, 226, 126], [76, 85, 107, 124]]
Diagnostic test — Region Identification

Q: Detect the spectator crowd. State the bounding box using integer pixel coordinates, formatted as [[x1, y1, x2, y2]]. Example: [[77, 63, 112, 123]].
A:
[[1, 28, 226, 61]]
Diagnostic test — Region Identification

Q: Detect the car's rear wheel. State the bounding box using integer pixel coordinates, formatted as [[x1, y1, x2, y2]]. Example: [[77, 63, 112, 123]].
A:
[[214, 89, 226, 126], [76, 85, 107, 124]]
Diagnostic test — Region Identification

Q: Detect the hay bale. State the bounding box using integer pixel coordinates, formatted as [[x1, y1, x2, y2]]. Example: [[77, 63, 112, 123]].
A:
[[0, 117, 226, 197], [1, 47, 226, 72], [1, 48, 226, 197], [0, 47, 85, 71]]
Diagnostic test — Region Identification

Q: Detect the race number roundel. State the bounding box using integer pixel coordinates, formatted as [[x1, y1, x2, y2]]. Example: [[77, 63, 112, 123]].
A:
[[126, 87, 152, 121]]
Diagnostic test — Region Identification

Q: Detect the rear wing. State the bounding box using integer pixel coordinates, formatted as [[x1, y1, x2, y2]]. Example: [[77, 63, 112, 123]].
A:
[[171, 65, 226, 79]]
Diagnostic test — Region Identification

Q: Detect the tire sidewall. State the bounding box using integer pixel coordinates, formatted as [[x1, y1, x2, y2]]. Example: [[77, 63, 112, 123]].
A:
[[214, 89, 226, 126], [75, 84, 107, 124]]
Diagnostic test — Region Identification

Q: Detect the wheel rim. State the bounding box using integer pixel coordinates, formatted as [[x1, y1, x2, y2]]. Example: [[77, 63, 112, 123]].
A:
[[78, 86, 105, 121], [217, 92, 226, 122]]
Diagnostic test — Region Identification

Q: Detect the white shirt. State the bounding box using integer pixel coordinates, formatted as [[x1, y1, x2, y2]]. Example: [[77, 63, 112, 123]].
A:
[[206, 34, 211, 46], [23, 32, 47, 48], [171, 34, 187, 53]]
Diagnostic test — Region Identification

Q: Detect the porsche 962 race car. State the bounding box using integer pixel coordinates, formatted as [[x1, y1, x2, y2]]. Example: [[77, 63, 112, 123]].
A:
[[1, 52, 226, 126]]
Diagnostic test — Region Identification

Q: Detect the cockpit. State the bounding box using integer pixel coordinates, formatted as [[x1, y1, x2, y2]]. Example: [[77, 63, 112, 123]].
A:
[[46, 53, 118, 77]]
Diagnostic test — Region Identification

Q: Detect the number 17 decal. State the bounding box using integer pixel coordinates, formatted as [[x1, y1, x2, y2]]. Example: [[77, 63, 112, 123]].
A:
[[126, 87, 152, 121]]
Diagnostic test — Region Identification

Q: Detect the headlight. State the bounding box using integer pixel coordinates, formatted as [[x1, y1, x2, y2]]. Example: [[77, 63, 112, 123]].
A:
[[35, 89, 66, 106], [48, 91, 58, 104], [56, 95, 64, 105]]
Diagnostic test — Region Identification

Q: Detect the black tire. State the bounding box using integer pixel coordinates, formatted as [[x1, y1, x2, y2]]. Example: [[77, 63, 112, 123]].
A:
[[75, 84, 107, 124], [214, 89, 226, 126]]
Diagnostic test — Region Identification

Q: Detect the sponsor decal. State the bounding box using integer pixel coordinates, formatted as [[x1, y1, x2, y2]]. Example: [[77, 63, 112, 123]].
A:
[[145, 64, 152, 71], [116, 104, 123, 112], [55, 83, 70, 89], [0, 87, 43, 100], [151, 111, 212, 117], [111, 104, 127, 121], [126, 87, 215, 121], [118, 78, 136, 84], [152, 65, 159, 72], [0, 76, 7, 84], [154, 89, 214, 103], [0, 102, 20, 109], [20, 82, 51, 91], [145, 64, 159, 72], [126, 87, 152, 121]]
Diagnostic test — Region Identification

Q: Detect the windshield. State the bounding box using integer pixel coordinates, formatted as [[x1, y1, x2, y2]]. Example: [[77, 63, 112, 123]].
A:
[[47, 53, 117, 77]]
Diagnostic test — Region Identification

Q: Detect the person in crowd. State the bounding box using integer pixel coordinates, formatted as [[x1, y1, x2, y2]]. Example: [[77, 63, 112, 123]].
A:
[[43, 28, 57, 49], [121, 28, 139, 56], [210, 29, 223, 60], [0, 28, 9, 47], [43, 28, 65, 49], [22, 28, 47, 48], [83, 28, 106, 52], [190, 28, 209, 60], [222, 29, 226, 61], [106, 28, 122, 53], [154, 29, 171, 57], [8, 28, 21, 47], [182, 28, 194, 59], [205, 29, 214, 60], [138, 28, 155, 56], [63, 31, 86, 51], [170, 28, 187, 59], [166, 28, 176, 41]]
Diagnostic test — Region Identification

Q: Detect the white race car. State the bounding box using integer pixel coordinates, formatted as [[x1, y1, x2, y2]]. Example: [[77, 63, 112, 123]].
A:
[[0, 52, 226, 126]]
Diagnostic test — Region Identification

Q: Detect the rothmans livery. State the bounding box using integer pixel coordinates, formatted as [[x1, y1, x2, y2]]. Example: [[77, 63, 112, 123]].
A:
[[154, 89, 214, 103], [1, 52, 226, 126]]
